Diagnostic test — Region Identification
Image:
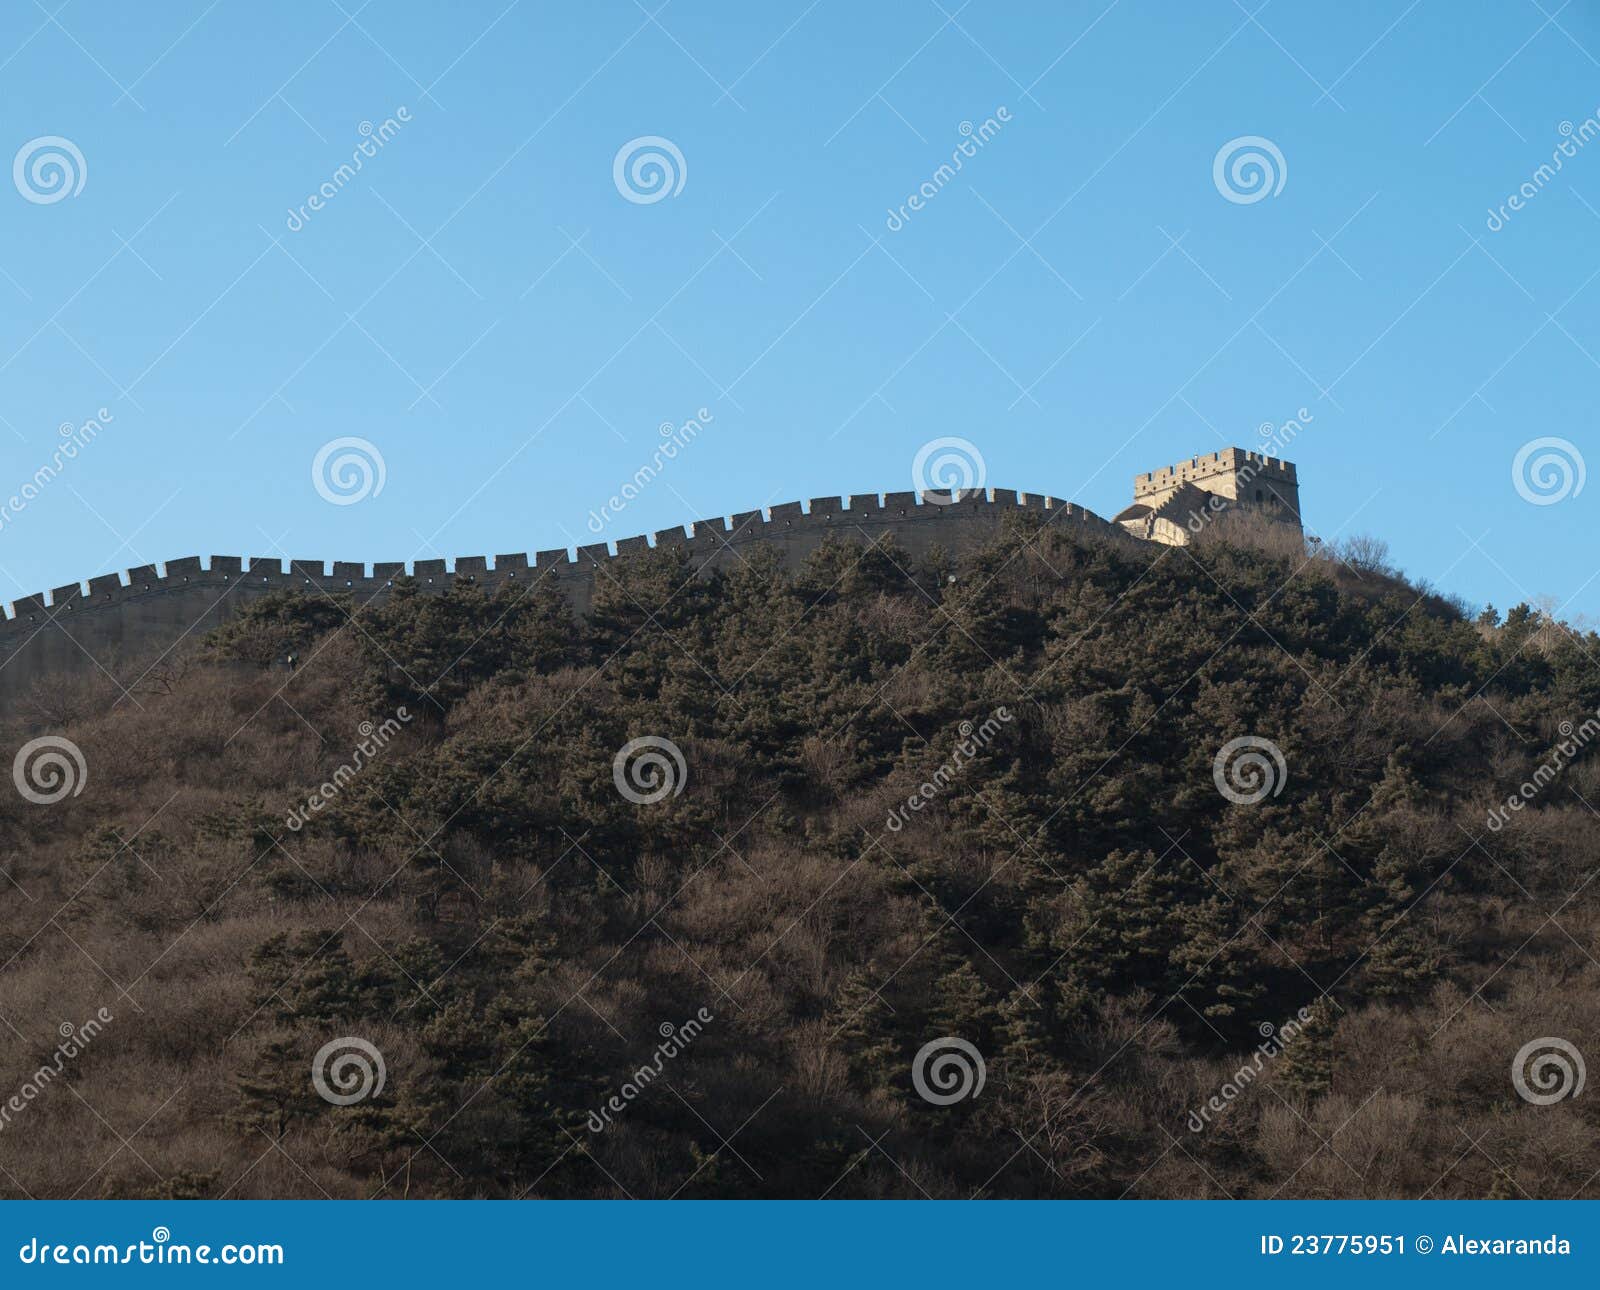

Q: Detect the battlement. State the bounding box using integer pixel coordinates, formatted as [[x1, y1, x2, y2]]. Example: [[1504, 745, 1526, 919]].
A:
[[0, 489, 1129, 707], [1118, 447, 1304, 546], [0, 454, 1315, 703], [1134, 448, 1297, 499], [0, 489, 1109, 625]]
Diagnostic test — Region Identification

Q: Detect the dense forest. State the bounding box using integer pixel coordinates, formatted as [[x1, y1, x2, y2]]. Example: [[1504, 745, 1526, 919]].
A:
[[1, 513, 1596, 1199]]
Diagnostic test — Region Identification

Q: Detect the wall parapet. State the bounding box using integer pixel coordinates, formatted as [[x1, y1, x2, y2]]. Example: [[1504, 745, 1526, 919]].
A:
[[2, 488, 1113, 624], [0, 487, 1125, 704]]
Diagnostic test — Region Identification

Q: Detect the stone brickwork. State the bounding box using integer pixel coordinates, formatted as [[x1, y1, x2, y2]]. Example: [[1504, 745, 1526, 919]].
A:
[[1132, 448, 1300, 519], [0, 489, 1125, 709], [1117, 448, 1302, 546]]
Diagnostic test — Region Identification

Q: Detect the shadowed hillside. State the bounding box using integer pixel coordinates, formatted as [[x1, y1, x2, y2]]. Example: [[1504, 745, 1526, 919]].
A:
[[1, 514, 1596, 1199]]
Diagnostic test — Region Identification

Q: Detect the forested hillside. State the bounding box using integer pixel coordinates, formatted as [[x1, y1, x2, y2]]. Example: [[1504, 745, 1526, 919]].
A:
[[2, 514, 1596, 1199]]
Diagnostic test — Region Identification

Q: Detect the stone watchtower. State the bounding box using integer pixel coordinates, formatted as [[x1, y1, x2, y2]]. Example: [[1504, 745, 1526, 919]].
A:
[[1114, 447, 1301, 546]]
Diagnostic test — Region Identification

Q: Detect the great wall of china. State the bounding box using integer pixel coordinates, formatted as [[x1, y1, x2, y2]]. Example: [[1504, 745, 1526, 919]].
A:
[[0, 489, 1126, 708], [0, 449, 1305, 709]]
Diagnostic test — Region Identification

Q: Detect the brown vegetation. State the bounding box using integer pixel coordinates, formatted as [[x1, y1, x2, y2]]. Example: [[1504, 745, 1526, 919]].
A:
[[0, 516, 1596, 1198]]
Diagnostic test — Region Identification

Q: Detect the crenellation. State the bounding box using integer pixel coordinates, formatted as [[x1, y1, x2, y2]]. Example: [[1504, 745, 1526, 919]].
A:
[[0, 483, 1174, 706], [1120, 446, 1303, 545]]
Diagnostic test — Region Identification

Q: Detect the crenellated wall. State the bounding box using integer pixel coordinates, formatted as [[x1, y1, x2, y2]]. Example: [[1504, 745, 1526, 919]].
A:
[[0, 489, 1126, 709], [1132, 448, 1302, 524]]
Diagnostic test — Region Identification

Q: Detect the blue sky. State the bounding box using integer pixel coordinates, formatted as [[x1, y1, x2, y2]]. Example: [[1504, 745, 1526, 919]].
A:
[[1, 1, 1596, 619]]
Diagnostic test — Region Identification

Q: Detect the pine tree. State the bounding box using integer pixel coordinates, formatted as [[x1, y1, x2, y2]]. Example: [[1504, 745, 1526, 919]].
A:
[[232, 1037, 317, 1141], [247, 929, 372, 1024], [1278, 999, 1337, 1098], [826, 971, 899, 1089], [996, 988, 1050, 1068], [931, 958, 997, 1045]]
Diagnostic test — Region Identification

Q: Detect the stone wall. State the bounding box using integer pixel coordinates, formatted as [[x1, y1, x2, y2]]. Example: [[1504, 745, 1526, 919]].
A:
[[1133, 448, 1300, 520], [0, 489, 1125, 709]]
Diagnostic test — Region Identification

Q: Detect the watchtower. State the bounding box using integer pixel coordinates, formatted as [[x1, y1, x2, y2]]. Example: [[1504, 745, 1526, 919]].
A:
[[1133, 448, 1300, 520], [1116, 448, 1302, 545]]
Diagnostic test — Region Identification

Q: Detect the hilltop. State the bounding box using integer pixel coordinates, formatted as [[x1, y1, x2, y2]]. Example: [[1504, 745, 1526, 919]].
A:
[[0, 513, 1596, 1199]]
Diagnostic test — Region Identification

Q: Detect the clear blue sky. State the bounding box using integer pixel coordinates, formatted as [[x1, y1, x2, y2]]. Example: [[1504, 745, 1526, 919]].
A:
[[2, 1, 1596, 620]]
